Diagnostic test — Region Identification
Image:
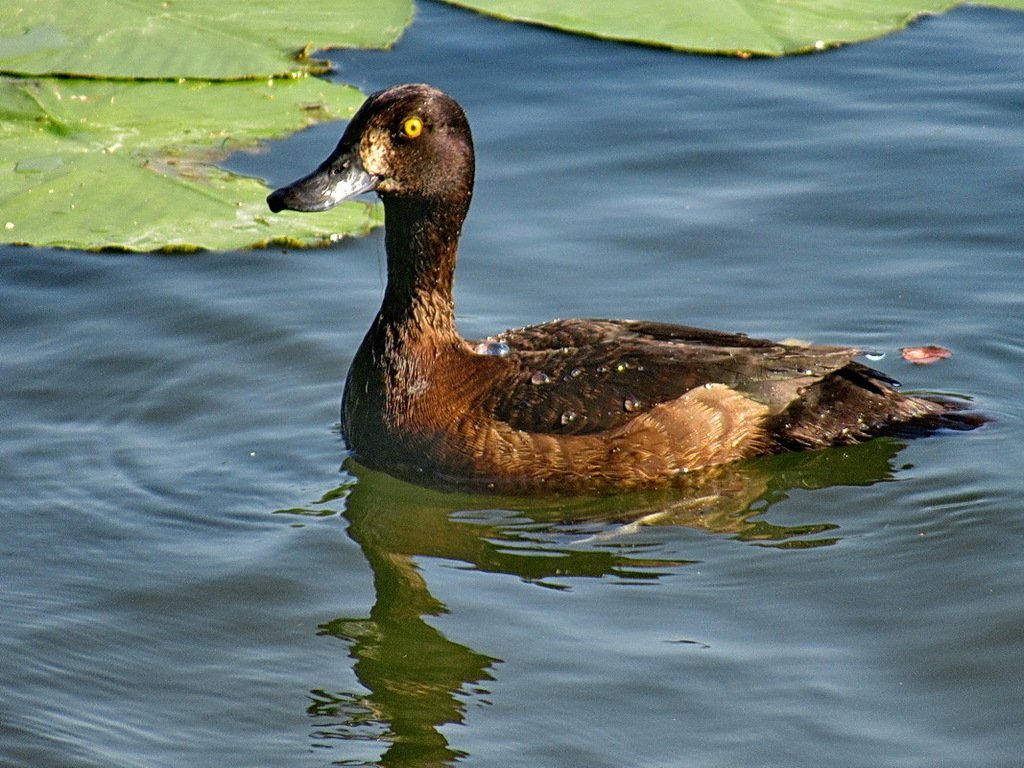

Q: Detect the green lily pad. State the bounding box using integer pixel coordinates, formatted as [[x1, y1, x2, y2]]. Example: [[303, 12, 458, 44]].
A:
[[441, 0, 1024, 56], [0, 76, 382, 252], [0, 0, 413, 79]]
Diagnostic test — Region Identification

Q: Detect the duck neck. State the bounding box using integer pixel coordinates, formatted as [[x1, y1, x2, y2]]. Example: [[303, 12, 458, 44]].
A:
[[378, 194, 466, 341]]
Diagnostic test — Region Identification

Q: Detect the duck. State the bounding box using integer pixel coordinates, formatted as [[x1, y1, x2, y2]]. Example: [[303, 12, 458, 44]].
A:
[[267, 83, 982, 492]]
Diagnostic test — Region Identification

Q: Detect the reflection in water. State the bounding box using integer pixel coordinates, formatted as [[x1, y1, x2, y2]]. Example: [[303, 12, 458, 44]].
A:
[[281, 439, 906, 766]]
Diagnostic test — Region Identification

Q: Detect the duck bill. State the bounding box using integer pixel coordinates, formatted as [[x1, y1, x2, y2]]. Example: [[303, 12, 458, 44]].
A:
[[267, 146, 378, 213]]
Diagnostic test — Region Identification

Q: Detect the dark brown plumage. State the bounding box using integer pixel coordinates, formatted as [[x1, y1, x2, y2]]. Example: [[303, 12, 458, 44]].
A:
[[268, 84, 982, 492]]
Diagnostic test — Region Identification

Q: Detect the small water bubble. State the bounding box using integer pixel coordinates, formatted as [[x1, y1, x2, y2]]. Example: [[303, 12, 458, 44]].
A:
[[530, 371, 552, 385], [864, 350, 886, 361], [596, 365, 609, 374], [15, 156, 63, 174], [474, 338, 510, 356], [568, 367, 584, 379], [623, 397, 642, 413], [560, 410, 577, 426]]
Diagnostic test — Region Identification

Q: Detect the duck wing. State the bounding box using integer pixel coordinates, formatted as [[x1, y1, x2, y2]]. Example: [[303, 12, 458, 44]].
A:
[[473, 318, 863, 436]]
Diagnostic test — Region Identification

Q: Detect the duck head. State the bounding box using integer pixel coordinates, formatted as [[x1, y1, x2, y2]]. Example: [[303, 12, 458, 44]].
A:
[[267, 83, 475, 213]]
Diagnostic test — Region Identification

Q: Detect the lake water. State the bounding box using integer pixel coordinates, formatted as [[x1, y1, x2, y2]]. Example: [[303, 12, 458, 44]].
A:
[[3, 2, 1023, 766]]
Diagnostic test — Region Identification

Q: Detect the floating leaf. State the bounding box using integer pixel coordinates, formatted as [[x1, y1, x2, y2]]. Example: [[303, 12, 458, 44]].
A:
[[0, 77, 382, 252], [901, 345, 953, 364], [0, 0, 413, 79], [441, 0, 1024, 56]]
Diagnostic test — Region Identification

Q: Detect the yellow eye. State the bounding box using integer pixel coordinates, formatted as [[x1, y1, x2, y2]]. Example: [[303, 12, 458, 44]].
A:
[[401, 116, 423, 139]]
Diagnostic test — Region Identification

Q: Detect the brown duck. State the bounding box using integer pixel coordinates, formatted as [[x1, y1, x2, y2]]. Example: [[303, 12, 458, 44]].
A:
[[268, 84, 981, 492]]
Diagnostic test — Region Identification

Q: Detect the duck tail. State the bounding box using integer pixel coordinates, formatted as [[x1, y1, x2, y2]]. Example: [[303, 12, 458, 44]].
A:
[[770, 364, 987, 450], [881, 394, 988, 438]]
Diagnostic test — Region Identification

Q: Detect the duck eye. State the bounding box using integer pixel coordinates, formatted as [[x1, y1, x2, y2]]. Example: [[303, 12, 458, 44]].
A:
[[401, 116, 424, 139]]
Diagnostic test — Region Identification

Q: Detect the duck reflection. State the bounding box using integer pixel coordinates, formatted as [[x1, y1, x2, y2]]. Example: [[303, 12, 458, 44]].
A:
[[296, 438, 905, 766]]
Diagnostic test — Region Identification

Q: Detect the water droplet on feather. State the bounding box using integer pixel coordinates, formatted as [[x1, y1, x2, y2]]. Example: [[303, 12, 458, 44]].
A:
[[474, 338, 510, 356]]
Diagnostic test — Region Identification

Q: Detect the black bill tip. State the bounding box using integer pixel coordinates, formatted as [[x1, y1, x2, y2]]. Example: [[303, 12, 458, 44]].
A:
[[266, 188, 288, 213]]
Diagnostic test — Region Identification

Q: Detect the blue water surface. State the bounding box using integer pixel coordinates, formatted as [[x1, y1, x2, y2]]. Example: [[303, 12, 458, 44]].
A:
[[2, 3, 1023, 767]]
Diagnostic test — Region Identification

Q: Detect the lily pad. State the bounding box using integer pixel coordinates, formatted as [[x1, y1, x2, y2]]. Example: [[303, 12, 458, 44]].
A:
[[0, 0, 413, 79], [441, 0, 1024, 56], [0, 77, 382, 252]]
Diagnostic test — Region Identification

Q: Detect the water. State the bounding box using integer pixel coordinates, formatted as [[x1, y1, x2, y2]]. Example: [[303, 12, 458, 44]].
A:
[[3, 2, 1024, 766]]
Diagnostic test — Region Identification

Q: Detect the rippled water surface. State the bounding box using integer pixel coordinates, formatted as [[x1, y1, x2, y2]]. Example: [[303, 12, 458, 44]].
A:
[[3, 3, 1024, 766]]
